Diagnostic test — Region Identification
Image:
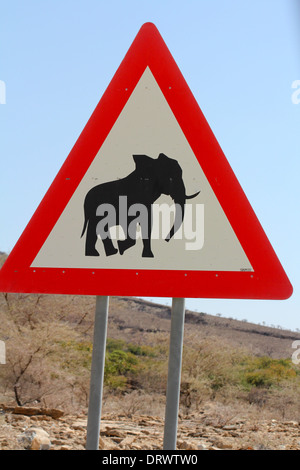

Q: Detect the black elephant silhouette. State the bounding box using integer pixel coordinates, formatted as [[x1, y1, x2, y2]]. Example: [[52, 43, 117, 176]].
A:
[[81, 153, 200, 257]]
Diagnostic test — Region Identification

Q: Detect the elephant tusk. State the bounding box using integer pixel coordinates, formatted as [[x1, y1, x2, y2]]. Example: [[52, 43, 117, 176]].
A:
[[185, 190, 200, 200]]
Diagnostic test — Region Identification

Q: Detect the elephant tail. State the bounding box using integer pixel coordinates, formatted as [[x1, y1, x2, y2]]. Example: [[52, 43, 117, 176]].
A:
[[81, 215, 88, 238]]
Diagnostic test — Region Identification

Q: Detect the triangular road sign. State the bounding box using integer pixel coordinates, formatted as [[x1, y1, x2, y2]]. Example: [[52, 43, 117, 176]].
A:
[[0, 23, 292, 299]]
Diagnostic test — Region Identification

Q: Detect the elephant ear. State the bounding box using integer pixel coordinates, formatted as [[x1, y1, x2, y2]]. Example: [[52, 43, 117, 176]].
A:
[[132, 154, 155, 176]]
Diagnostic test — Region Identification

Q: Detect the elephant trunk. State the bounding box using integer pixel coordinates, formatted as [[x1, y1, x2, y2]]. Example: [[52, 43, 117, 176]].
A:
[[165, 180, 186, 241], [165, 187, 200, 242]]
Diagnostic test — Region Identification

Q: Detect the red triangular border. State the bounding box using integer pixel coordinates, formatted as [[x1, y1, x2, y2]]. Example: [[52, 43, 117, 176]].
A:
[[0, 23, 293, 299]]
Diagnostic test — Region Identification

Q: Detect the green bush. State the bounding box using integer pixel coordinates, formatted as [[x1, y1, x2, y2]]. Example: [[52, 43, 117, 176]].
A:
[[241, 356, 297, 389], [106, 338, 157, 357], [104, 350, 139, 390], [104, 340, 162, 391], [57, 337, 163, 392], [105, 350, 138, 376]]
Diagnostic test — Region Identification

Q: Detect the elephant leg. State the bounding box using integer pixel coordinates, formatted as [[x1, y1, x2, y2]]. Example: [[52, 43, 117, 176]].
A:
[[141, 237, 154, 258], [117, 218, 137, 255], [118, 212, 154, 258], [118, 237, 136, 255], [141, 208, 154, 258], [85, 219, 100, 256], [102, 236, 118, 256], [85, 218, 117, 257], [97, 218, 118, 256]]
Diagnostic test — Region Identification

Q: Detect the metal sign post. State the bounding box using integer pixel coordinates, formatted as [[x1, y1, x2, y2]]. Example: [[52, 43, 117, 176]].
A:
[[86, 296, 109, 450], [163, 297, 186, 450]]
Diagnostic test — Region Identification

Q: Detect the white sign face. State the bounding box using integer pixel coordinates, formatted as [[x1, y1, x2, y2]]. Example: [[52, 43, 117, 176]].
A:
[[31, 67, 252, 272]]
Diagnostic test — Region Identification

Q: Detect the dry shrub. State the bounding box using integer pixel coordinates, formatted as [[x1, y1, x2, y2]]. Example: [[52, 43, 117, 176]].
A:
[[247, 387, 269, 408], [1, 291, 299, 421], [266, 384, 300, 421], [0, 293, 91, 411], [180, 335, 246, 410], [102, 390, 165, 418]]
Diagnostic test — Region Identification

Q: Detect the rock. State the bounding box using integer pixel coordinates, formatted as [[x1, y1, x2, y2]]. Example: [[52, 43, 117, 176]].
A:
[[211, 438, 233, 450], [177, 440, 198, 450], [1, 404, 64, 419], [18, 427, 51, 450], [71, 419, 87, 431], [119, 435, 136, 448], [198, 443, 209, 450], [51, 438, 63, 446], [222, 425, 238, 430], [102, 427, 125, 438], [99, 436, 119, 450]]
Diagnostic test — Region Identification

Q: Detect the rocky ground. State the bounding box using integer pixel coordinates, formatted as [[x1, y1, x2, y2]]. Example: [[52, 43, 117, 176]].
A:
[[0, 405, 299, 451]]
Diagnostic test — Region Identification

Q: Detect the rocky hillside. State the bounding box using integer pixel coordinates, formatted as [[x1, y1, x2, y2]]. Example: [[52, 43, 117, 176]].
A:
[[109, 296, 300, 358]]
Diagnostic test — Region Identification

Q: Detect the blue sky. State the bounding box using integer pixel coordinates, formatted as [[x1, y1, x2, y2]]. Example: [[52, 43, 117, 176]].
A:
[[0, 1, 299, 331]]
